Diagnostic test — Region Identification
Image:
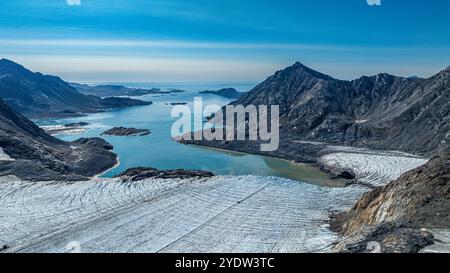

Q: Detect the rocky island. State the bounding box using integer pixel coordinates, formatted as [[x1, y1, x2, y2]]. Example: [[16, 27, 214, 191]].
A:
[[101, 127, 151, 136], [166, 102, 188, 106], [199, 88, 242, 99]]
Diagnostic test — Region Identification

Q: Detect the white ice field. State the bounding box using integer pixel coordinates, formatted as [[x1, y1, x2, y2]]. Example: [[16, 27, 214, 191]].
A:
[[0, 150, 428, 253]]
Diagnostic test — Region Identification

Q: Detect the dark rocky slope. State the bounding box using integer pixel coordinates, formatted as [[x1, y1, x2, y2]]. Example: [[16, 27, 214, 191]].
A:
[[185, 62, 450, 158], [331, 146, 450, 252], [0, 98, 117, 181], [0, 59, 151, 118]]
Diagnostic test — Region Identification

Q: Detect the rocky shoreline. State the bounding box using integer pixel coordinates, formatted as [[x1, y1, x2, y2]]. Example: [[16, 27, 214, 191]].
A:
[[0, 97, 119, 182]]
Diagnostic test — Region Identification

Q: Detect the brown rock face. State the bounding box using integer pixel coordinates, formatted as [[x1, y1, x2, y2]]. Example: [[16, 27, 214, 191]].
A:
[[332, 149, 450, 252]]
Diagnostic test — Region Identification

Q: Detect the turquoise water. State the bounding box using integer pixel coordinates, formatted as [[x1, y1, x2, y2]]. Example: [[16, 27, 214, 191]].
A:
[[40, 82, 343, 186]]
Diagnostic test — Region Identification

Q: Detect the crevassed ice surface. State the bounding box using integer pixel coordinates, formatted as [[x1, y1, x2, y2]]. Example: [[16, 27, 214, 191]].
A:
[[0, 175, 363, 253], [320, 152, 428, 187], [0, 150, 427, 253]]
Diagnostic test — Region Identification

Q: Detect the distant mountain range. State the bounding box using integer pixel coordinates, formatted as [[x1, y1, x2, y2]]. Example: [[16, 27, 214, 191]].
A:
[[199, 88, 242, 99], [0, 59, 151, 118], [70, 82, 184, 97]]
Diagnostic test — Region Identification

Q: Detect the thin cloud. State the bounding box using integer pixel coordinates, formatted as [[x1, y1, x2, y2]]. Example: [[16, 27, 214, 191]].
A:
[[66, 0, 81, 6], [367, 0, 381, 6], [4, 55, 284, 82], [0, 38, 445, 52]]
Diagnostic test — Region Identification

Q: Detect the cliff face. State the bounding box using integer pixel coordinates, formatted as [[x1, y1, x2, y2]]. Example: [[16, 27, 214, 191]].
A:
[[0, 59, 151, 118], [0, 97, 117, 181], [332, 147, 450, 252], [231, 63, 450, 156]]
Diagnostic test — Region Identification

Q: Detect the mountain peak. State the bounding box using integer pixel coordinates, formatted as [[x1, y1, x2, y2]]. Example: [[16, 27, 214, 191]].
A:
[[0, 58, 23, 68], [0, 58, 30, 76], [292, 61, 307, 68], [435, 66, 450, 78], [281, 62, 335, 81]]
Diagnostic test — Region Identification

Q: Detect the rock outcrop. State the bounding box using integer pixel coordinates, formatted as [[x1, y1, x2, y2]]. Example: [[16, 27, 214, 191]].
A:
[[115, 167, 214, 182], [0, 59, 152, 118]]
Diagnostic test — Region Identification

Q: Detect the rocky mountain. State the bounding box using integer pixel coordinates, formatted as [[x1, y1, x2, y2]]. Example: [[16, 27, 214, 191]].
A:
[[199, 88, 242, 99], [228, 62, 450, 156], [182, 63, 450, 163], [0, 97, 117, 181], [0, 59, 151, 118], [70, 82, 184, 97]]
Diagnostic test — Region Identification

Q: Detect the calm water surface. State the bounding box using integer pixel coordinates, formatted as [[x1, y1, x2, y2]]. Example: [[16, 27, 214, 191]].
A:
[[38, 82, 344, 187]]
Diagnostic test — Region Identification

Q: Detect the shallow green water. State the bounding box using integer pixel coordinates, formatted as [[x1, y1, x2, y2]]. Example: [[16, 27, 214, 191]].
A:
[[41, 83, 344, 187]]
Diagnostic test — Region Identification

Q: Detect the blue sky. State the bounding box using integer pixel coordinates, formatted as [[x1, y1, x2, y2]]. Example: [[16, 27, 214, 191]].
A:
[[0, 0, 449, 82]]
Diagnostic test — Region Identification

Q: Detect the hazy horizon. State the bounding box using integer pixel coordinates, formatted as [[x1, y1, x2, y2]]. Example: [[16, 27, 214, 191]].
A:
[[1, 0, 449, 82]]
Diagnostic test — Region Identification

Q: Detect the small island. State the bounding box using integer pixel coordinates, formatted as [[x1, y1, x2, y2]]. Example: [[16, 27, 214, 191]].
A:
[[41, 122, 90, 136], [64, 122, 90, 127], [199, 88, 242, 99], [101, 127, 151, 136], [166, 102, 188, 106]]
